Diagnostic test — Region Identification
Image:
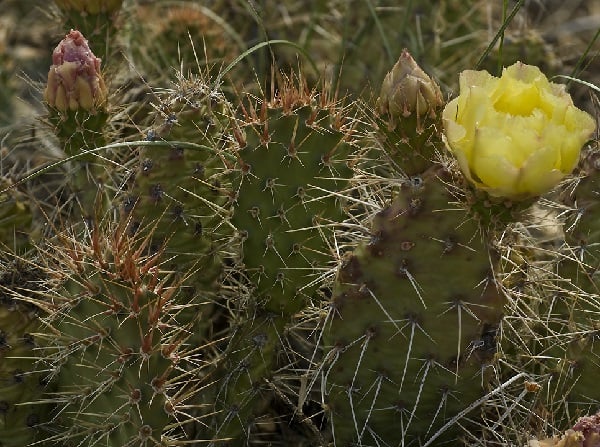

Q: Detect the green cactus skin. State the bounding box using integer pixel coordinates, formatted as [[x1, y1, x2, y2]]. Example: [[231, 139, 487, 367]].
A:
[[372, 111, 441, 178], [45, 110, 112, 224], [0, 301, 42, 447], [0, 258, 50, 447], [321, 165, 505, 446], [0, 180, 34, 253], [230, 80, 355, 315], [122, 78, 236, 336], [210, 74, 359, 444], [33, 221, 209, 446], [119, 82, 237, 442]]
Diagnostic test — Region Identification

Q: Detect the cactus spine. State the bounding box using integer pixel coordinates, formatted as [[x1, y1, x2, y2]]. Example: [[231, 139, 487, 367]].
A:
[[553, 147, 600, 417], [120, 79, 237, 435], [1, 4, 598, 445]]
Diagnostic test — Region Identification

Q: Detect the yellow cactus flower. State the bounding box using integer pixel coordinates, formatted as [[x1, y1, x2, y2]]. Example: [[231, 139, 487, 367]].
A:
[[443, 62, 596, 199]]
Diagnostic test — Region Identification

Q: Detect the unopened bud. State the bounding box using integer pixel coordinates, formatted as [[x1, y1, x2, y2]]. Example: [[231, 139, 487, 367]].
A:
[[53, 0, 124, 14], [377, 49, 443, 124], [44, 29, 107, 113]]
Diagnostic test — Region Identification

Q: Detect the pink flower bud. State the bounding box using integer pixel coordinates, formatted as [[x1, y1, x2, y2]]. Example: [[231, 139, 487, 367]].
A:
[[44, 29, 107, 113]]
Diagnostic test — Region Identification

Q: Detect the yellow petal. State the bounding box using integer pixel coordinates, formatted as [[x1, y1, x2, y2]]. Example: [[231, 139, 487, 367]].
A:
[[538, 84, 570, 122], [443, 96, 477, 167], [54, 84, 68, 112], [456, 71, 496, 124], [76, 76, 94, 110], [459, 69, 496, 91], [443, 62, 596, 200], [564, 104, 597, 137], [535, 124, 574, 172], [442, 98, 466, 140], [443, 134, 474, 183], [470, 127, 519, 195], [456, 86, 494, 147], [503, 119, 543, 168], [503, 62, 545, 83], [517, 146, 565, 196]]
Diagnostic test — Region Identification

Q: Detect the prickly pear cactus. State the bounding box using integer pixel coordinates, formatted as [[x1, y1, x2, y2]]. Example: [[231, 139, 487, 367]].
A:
[[33, 221, 208, 446], [321, 165, 505, 445], [437, 59, 598, 443], [211, 73, 360, 443], [122, 74, 235, 291], [230, 75, 356, 314]]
